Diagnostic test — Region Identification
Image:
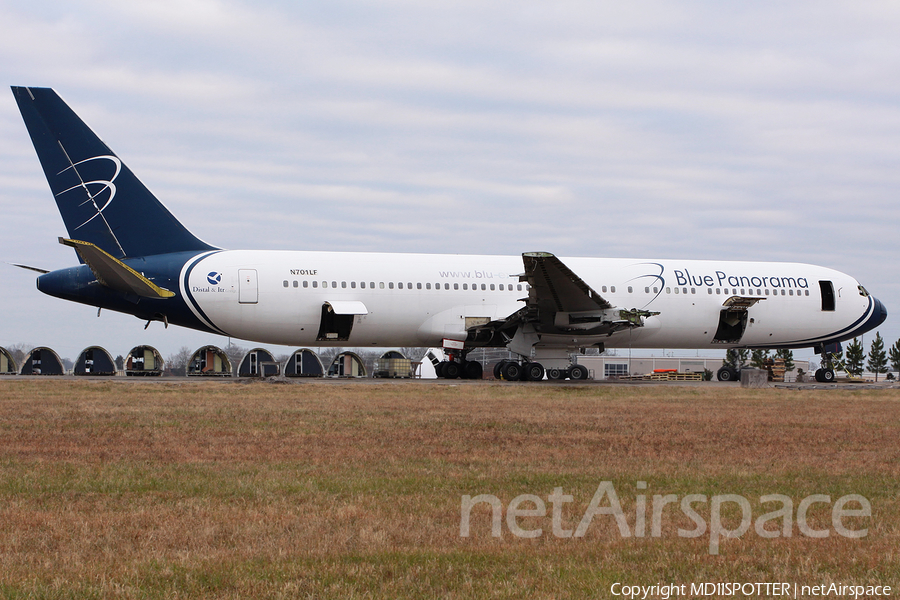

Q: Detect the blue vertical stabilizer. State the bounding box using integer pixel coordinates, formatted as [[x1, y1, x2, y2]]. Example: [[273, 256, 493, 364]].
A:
[[11, 86, 216, 258]]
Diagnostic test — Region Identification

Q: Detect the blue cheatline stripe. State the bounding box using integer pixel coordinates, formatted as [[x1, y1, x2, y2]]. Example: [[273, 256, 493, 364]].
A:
[[784, 297, 875, 346], [181, 250, 228, 335]]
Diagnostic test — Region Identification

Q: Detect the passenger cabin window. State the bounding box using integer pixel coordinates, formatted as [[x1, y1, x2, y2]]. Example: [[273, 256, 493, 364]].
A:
[[819, 280, 836, 311]]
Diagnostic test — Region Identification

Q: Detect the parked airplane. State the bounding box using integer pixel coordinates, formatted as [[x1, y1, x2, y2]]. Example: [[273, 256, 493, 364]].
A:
[[11, 86, 887, 382]]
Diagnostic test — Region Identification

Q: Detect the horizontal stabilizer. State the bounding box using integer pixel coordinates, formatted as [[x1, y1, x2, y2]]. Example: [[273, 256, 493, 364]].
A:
[[58, 237, 175, 299], [7, 262, 50, 274]]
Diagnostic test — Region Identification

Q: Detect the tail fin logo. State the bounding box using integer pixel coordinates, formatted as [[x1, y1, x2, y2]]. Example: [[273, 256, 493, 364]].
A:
[[55, 155, 122, 230]]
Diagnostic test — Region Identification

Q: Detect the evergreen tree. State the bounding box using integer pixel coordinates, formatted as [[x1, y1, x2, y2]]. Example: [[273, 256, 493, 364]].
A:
[[844, 338, 866, 378], [750, 349, 771, 369], [889, 339, 900, 380], [866, 333, 888, 382], [774, 348, 794, 372]]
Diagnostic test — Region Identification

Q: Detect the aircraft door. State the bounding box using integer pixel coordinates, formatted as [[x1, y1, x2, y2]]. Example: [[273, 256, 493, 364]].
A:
[[712, 297, 763, 344], [819, 280, 835, 311], [239, 269, 258, 304]]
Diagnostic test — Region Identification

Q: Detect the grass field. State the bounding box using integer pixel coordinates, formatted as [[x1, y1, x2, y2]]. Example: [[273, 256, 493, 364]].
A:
[[0, 379, 897, 598]]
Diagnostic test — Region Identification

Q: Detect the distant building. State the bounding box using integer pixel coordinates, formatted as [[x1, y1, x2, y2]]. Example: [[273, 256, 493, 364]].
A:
[[576, 355, 809, 381], [238, 348, 280, 377], [327, 351, 367, 378], [284, 348, 325, 377], [73, 346, 117, 376], [0, 347, 18, 375], [19, 347, 64, 375], [125, 346, 165, 376], [186, 345, 233, 377]]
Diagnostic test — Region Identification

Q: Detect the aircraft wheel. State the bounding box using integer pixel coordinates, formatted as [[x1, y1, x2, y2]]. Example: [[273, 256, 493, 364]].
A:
[[547, 368, 564, 380], [493, 361, 505, 380], [464, 360, 483, 380], [502, 361, 524, 381], [822, 369, 835, 382], [524, 362, 545, 381], [435, 361, 447, 378], [443, 361, 461, 379], [568, 364, 588, 380], [717, 367, 737, 381]]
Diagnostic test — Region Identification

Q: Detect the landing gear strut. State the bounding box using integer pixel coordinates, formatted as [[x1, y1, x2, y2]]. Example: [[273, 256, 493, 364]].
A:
[[814, 344, 837, 383]]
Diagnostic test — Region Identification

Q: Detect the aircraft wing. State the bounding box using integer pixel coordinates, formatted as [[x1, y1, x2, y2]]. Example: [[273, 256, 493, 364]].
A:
[[466, 252, 657, 349], [521, 251, 613, 314]]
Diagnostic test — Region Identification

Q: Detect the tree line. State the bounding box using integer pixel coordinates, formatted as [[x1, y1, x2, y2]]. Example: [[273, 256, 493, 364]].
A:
[[724, 332, 897, 382]]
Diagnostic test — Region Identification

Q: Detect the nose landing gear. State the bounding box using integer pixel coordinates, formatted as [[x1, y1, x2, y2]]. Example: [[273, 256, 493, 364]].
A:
[[814, 343, 839, 383]]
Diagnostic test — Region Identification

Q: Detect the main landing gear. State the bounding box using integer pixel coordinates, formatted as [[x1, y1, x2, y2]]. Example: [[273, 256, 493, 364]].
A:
[[492, 360, 589, 381], [434, 353, 483, 380]]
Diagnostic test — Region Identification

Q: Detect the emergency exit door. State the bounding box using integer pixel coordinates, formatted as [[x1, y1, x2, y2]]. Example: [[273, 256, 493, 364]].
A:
[[239, 269, 258, 304]]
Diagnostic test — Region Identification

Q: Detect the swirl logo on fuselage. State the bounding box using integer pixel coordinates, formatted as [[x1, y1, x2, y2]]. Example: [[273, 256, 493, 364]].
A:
[[55, 155, 122, 230], [627, 262, 666, 305], [207, 272, 222, 285]]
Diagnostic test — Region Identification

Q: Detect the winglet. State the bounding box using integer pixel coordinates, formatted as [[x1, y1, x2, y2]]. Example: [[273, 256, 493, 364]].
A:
[[59, 237, 175, 298]]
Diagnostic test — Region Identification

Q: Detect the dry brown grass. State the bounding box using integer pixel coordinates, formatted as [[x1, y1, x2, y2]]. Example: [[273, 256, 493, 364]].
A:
[[0, 379, 898, 598]]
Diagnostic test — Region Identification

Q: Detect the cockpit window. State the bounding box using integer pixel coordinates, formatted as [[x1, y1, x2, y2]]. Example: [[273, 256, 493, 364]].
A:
[[858, 285, 870, 297]]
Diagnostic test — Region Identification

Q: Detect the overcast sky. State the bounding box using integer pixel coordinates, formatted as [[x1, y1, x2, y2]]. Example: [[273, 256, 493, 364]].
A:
[[1, 1, 898, 365]]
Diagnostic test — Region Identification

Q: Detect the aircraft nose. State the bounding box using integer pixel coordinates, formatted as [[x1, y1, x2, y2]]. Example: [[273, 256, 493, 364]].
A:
[[872, 297, 888, 328]]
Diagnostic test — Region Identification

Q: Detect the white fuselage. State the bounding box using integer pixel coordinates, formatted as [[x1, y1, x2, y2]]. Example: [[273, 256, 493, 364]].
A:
[[179, 250, 875, 350]]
